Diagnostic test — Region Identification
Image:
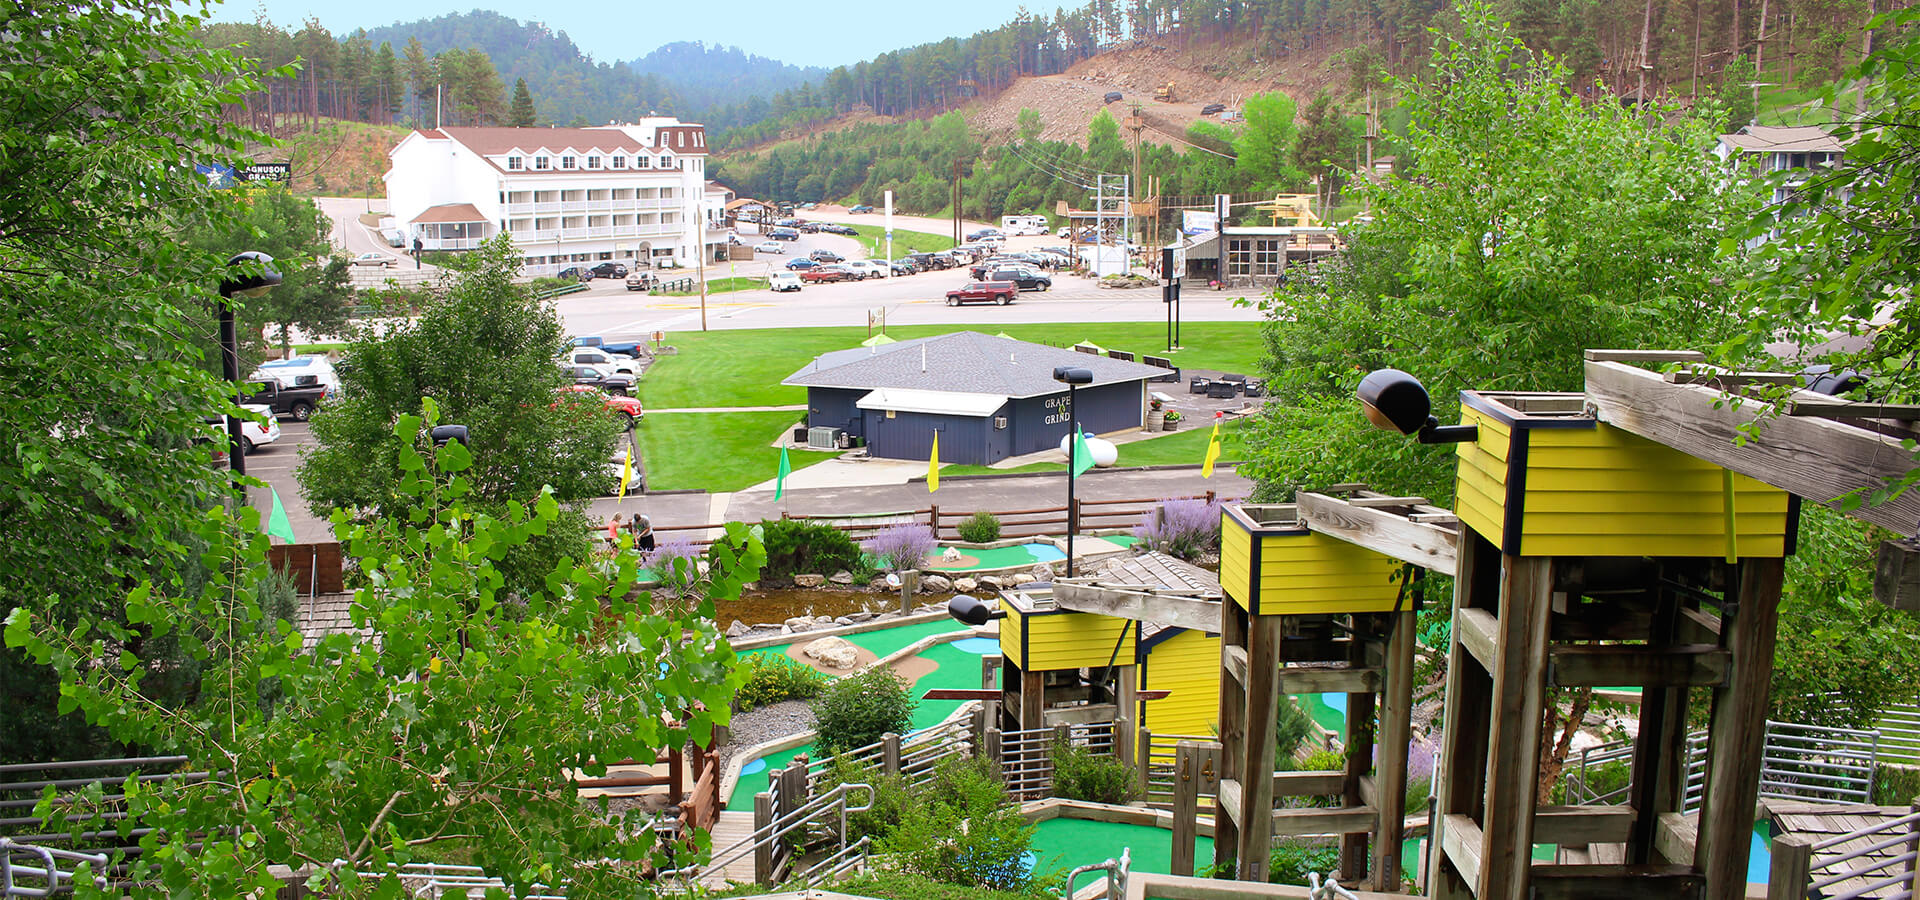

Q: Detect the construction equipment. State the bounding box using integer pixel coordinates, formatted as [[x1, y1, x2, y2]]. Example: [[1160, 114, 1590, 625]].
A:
[[1153, 81, 1175, 102]]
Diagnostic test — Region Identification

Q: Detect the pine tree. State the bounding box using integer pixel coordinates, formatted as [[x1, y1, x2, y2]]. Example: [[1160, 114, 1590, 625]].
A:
[[509, 77, 536, 126]]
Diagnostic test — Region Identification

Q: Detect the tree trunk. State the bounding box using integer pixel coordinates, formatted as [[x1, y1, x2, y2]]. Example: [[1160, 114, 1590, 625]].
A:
[[1536, 686, 1595, 804]]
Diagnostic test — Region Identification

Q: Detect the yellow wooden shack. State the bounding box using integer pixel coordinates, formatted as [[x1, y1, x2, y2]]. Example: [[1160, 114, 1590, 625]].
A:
[[1221, 505, 1407, 616]]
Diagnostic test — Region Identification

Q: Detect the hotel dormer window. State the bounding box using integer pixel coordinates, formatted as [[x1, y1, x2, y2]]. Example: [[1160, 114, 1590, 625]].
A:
[[561, 155, 577, 170], [586, 156, 601, 169], [611, 156, 626, 169], [507, 155, 524, 170], [660, 154, 673, 169], [534, 156, 550, 170], [636, 155, 651, 169]]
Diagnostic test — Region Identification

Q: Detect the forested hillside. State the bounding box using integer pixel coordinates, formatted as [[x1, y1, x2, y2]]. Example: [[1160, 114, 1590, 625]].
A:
[[628, 42, 828, 130]]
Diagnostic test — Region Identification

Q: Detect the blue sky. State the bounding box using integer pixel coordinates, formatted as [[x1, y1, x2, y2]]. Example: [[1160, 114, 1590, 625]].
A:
[[216, 0, 1042, 69]]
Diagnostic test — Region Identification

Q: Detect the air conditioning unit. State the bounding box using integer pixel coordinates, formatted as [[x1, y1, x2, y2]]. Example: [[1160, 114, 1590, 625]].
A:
[[807, 427, 844, 450], [994, 416, 1008, 430]]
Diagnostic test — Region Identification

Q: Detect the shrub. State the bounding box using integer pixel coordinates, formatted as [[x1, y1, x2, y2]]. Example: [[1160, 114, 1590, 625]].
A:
[[1875, 763, 1920, 805], [813, 755, 914, 842], [831, 872, 1057, 900], [812, 665, 917, 754], [735, 654, 829, 711], [957, 511, 1001, 543], [1549, 758, 1632, 805], [1299, 749, 1344, 772], [1133, 497, 1223, 559], [1268, 838, 1340, 885], [882, 756, 1038, 892], [1274, 695, 1315, 765], [1049, 737, 1138, 805], [760, 519, 868, 583], [863, 523, 937, 573]]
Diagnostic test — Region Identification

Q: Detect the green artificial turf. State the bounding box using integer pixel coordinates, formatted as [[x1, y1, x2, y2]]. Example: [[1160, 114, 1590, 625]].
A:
[[636, 323, 1264, 410], [636, 411, 836, 492]]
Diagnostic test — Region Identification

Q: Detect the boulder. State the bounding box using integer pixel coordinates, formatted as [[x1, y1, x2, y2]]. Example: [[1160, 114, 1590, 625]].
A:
[[794, 573, 827, 588], [726, 619, 750, 638], [1012, 573, 1038, 585], [802, 636, 861, 670], [923, 574, 955, 592], [833, 616, 855, 627], [829, 570, 855, 585], [1031, 562, 1057, 581], [785, 616, 816, 632], [977, 575, 1004, 590], [846, 611, 876, 623], [954, 577, 979, 593], [814, 615, 836, 626]]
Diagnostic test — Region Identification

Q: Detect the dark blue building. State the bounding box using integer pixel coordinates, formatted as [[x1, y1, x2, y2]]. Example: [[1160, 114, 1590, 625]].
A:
[[783, 332, 1164, 466]]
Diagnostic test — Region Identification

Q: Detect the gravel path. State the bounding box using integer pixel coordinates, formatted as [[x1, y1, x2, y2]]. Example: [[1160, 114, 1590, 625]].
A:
[[719, 700, 817, 771]]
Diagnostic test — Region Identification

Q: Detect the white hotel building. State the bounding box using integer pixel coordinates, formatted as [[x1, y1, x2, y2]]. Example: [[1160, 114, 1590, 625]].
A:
[[384, 118, 729, 277]]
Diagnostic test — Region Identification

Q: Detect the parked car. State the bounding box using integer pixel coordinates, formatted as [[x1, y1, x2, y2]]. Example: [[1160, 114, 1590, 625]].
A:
[[205, 405, 282, 456], [1200, 102, 1226, 116], [987, 267, 1052, 291], [1103, 91, 1123, 103], [563, 365, 635, 395], [563, 347, 640, 376], [625, 271, 660, 291], [755, 240, 785, 254], [946, 281, 1017, 306], [557, 384, 643, 426], [799, 266, 856, 283], [349, 252, 394, 268], [843, 260, 886, 279], [557, 267, 593, 282], [251, 355, 340, 395], [905, 252, 949, 271], [889, 260, 916, 276], [785, 257, 819, 270], [767, 227, 801, 241], [770, 272, 803, 292], [570, 336, 646, 357], [965, 229, 1003, 242], [241, 378, 329, 422], [589, 262, 628, 278], [809, 249, 844, 263], [848, 204, 875, 214], [822, 224, 859, 236]]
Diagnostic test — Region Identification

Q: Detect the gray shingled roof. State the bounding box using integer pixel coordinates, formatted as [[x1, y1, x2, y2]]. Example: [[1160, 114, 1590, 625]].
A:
[[783, 332, 1164, 398]]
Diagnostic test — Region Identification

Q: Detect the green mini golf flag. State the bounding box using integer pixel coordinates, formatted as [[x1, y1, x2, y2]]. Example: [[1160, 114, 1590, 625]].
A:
[[775, 445, 792, 501], [267, 486, 296, 544], [1071, 428, 1094, 478], [927, 431, 940, 492], [1202, 412, 1224, 478]]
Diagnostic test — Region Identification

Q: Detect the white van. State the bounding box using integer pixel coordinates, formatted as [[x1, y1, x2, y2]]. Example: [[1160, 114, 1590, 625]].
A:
[[1000, 215, 1049, 236]]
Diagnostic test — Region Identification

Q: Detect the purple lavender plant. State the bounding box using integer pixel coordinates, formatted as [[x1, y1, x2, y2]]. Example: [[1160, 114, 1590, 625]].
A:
[[862, 523, 937, 573], [1133, 497, 1224, 559], [643, 539, 702, 586]]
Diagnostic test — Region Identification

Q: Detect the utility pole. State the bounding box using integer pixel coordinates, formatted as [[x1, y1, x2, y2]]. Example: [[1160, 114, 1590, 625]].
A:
[[1753, 0, 1771, 112], [951, 159, 963, 245], [1127, 107, 1146, 249], [1636, 0, 1655, 107], [697, 242, 709, 332], [1692, 0, 1703, 101]]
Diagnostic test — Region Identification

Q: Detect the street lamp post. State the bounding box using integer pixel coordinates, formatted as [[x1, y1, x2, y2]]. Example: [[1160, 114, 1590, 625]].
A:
[[217, 251, 281, 484], [1054, 365, 1093, 577]]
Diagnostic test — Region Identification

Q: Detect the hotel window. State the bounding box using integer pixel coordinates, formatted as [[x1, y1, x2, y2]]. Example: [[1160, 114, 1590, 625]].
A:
[[533, 156, 550, 170], [561, 155, 577, 170], [636, 155, 651, 168], [611, 156, 626, 169], [660, 155, 673, 169], [506, 156, 523, 170], [586, 156, 601, 169]]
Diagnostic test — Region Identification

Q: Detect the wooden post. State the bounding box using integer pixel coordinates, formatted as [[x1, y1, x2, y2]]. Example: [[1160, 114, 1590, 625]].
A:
[[1171, 740, 1220, 877], [668, 743, 685, 806], [971, 703, 989, 749], [929, 504, 940, 538], [882, 732, 903, 776], [1765, 833, 1813, 899], [1698, 557, 1786, 900], [1477, 554, 1552, 899], [1341, 618, 1377, 886], [753, 791, 774, 885], [982, 654, 1002, 690], [1629, 584, 1690, 863], [1374, 607, 1416, 890], [899, 569, 919, 615], [1117, 664, 1139, 768], [1021, 666, 1045, 732], [1433, 531, 1497, 900], [1214, 602, 1248, 876], [985, 728, 1004, 776], [1238, 613, 1285, 881], [1139, 727, 1156, 802]]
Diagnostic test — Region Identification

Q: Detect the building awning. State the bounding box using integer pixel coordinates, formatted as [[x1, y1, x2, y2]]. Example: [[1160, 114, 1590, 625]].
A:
[[411, 203, 487, 224], [856, 388, 1007, 417]]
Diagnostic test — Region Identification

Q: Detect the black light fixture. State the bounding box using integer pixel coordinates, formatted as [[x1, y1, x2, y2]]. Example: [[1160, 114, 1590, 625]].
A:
[[947, 594, 1005, 627], [1054, 366, 1094, 576], [430, 425, 470, 447], [1800, 363, 1866, 396], [1356, 368, 1478, 444], [216, 252, 282, 480]]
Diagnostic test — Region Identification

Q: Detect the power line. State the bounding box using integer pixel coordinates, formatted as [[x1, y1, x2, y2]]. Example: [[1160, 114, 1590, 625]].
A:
[[1142, 122, 1237, 160]]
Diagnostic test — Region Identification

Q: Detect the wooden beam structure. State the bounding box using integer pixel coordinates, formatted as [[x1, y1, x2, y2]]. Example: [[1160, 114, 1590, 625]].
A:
[[1297, 490, 1460, 576]]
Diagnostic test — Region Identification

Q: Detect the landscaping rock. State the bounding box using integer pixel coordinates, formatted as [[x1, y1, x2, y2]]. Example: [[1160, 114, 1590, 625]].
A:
[[794, 574, 827, 588], [726, 620, 750, 638], [802, 636, 861, 670], [1031, 562, 1057, 581], [834, 616, 854, 627], [846, 611, 876, 623], [954, 577, 979, 593], [977, 576, 1004, 590], [829, 570, 855, 585], [923, 574, 954, 592], [1012, 573, 1038, 585], [784, 616, 816, 632], [814, 615, 836, 626]]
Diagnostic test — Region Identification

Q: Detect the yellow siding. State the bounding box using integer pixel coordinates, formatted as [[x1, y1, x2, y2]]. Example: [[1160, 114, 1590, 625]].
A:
[[1248, 531, 1405, 615], [1454, 405, 1514, 549], [1000, 604, 1028, 670], [1140, 630, 1221, 737], [1220, 517, 1253, 604], [1025, 610, 1135, 670]]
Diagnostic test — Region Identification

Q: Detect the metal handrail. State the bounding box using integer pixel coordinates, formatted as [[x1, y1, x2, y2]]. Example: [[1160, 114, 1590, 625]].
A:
[[681, 782, 876, 879], [1, 838, 108, 897], [1062, 847, 1131, 900]]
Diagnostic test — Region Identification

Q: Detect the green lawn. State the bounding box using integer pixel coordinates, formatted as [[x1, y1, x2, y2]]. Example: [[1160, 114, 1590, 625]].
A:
[[937, 419, 1246, 477], [845, 223, 957, 256], [636, 322, 1264, 410], [658, 275, 767, 296], [637, 411, 837, 492]]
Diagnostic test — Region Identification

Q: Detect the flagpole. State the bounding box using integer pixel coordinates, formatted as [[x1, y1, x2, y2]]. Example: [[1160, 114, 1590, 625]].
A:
[[1066, 384, 1078, 577]]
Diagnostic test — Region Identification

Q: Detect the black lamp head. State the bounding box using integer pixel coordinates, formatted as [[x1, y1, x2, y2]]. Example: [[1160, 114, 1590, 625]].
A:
[[1801, 363, 1867, 397], [1357, 368, 1433, 436], [219, 251, 282, 299], [430, 424, 470, 447], [1054, 366, 1094, 386], [946, 594, 1004, 627]]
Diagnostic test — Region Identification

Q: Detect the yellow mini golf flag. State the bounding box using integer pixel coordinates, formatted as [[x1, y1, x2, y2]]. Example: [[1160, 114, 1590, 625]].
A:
[[618, 448, 635, 499], [928, 431, 940, 492], [1201, 412, 1224, 478]]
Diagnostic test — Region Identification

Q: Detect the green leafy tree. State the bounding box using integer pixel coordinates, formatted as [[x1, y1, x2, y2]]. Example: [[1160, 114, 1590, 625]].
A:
[[299, 237, 619, 590], [1234, 91, 1306, 195], [1292, 92, 1358, 196], [1242, 1, 1750, 502], [1719, 54, 1757, 132], [189, 185, 352, 358], [1017, 107, 1045, 143], [509, 76, 537, 126], [0, 0, 277, 764], [7, 406, 765, 897]]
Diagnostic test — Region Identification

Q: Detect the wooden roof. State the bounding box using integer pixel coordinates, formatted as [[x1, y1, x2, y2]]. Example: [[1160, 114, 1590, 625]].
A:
[[1765, 800, 1920, 899]]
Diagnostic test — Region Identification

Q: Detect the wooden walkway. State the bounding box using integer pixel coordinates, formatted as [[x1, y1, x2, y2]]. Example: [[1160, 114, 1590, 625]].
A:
[[697, 809, 760, 888], [1768, 801, 1920, 899]]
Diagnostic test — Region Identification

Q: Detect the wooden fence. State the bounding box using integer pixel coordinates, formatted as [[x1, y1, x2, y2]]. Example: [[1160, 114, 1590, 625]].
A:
[[651, 492, 1236, 548]]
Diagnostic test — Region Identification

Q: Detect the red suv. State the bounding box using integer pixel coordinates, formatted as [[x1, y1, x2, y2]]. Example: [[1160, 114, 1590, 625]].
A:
[[801, 266, 856, 283], [946, 281, 1017, 306]]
